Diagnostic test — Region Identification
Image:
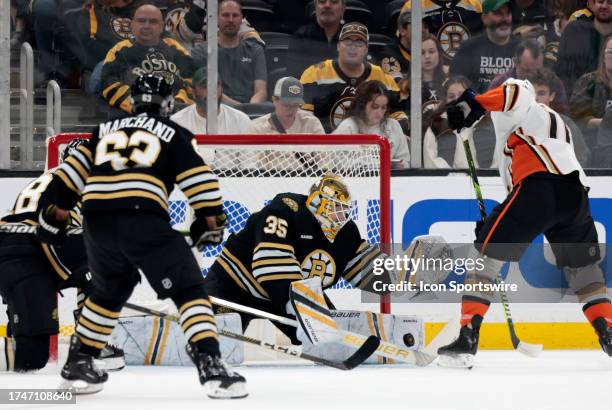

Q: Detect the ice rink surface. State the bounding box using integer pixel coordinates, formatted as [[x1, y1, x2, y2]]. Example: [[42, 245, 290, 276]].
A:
[[1, 350, 610, 410]]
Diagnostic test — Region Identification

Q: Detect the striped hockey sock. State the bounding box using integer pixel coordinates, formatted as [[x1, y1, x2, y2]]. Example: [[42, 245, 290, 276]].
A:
[[76, 298, 120, 356], [178, 298, 220, 356]]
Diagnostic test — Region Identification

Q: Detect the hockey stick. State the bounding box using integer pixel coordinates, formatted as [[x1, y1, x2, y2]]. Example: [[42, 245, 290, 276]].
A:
[[457, 127, 543, 357], [123, 302, 378, 371], [209, 296, 437, 366]]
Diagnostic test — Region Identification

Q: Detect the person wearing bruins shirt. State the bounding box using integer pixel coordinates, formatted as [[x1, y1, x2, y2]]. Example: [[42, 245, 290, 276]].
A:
[[100, 3, 196, 114], [0, 139, 124, 374], [42, 75, 247, 398], [400, 0, 483, 62], [300, 22, 409, 133], [204, 173, 390, 344]]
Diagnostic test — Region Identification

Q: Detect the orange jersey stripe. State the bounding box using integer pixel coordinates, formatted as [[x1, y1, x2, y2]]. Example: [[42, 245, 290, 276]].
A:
[[482, 183, 523, 254]]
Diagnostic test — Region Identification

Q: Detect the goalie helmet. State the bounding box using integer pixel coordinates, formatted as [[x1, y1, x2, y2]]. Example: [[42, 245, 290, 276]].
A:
[[306, 173, 352, 241], [61, 138, 87, 163], [130, 74, 174, 117]]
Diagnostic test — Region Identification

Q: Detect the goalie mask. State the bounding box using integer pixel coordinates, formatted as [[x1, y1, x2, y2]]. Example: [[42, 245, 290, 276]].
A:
[[130, 74, 174, 117], [307, 173, 352, 241]]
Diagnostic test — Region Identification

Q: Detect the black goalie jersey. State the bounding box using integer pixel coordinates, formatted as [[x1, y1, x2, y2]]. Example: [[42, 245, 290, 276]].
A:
[[53, 114, 223, 220], [207, 193, 382, 309]]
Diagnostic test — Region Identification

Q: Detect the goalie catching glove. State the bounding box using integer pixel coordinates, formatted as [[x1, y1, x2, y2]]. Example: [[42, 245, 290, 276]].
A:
[[447, 89, 486, 131], [189, 212, 228, 251], [37, 205, 69, 246]]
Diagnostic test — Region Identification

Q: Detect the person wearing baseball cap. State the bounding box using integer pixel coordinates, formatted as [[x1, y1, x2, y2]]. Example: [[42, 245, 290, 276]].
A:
[[299, 21, 409, 134], [449, 0, 518, 92], [171, 67, 252, 137], [249, 76, 324, 134]]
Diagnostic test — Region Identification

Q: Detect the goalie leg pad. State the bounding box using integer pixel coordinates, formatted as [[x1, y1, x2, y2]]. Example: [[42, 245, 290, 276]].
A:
[[302, 310, 424, 365], [109, 312, 244, 366], [290, 278, 340, 345]]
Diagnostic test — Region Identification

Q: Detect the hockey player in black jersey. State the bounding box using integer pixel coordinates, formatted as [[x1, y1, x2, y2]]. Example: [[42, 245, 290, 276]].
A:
[[0, 140, 123, 373], [40, 74, 247, 398], [204, 173, 386, 343]]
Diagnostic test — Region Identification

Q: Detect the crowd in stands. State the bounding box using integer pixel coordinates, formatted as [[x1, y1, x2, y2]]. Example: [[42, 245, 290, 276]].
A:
[[7, 0, 612, 169]]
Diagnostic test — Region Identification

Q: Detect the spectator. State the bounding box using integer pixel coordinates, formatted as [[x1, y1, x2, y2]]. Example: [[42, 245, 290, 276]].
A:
[[10, 0, 30, 51], [300, 22, 408, 133], [286, 0, 346, 78], [556, 0, 612, 94], [528, 67, 591, 166], [569, 0, 594, 21], [100, 3, 196, 113], [569, 33, 612, 146], [250, 77, 325, 134], [166, 0, 263, 50], [489, 38, 569, 113], [378, 11, 428, 85], [334, 80, 410, 169], [423, 76, 480, 168], [420, 33, 448, 109], [594, 104, 612, 167], [450, 0, 519, 92], [72, 0, 144, 89], [170, 67, 252, 135], [510, 0, 555, 37], [30, 0, 84, 85], [192, 0, 267, 105], [400, 0, 483, 61], [170, 67, 252, 168]]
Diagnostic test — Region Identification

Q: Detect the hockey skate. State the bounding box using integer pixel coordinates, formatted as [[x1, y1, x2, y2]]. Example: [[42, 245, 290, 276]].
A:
[[59, 335, 108, 394], [437, 315, 483, 369], [98, 344, 125, 371], [186, 343, 248, 399], [592, 317, 612, 356]]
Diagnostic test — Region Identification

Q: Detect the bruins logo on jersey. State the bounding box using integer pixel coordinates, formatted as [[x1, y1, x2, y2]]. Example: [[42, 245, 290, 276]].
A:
[[301, 250, 336, 287], [282, 197, 299, 212], [438, 22, 470, 59], [381, 57, 403, 81], [330, 96, 354, 130], [110, 17, 134, 41]]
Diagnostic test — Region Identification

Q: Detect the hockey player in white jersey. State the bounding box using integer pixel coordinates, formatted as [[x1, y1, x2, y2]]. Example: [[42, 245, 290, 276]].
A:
[[437, 78, 612, 365]]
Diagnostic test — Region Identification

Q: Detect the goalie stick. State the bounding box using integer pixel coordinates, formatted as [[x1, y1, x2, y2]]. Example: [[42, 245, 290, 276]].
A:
[[123, 302, 379, 370], [457, 127, 543, 358], [209, 296, 438, 366]]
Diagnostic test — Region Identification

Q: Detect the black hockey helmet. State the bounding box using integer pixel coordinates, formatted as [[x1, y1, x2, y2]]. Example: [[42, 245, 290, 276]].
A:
[[61, 138, 87, 163], [130, 74, 174, 117]]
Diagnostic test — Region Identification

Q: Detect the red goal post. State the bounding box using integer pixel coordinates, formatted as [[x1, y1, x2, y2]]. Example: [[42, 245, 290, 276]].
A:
[[46, 133, 392, 360]]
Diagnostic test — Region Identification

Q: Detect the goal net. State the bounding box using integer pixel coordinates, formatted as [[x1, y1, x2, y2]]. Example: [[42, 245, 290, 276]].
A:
[[46, 133, 391, 361]]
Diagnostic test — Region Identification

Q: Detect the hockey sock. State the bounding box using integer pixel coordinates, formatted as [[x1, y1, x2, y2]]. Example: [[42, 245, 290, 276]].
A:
[[460, 296, 490, 327], [172, 286, 220, 356], [75, 298, 121, 357], [0, 337, 14, 371], [583, 299, 612, 328]]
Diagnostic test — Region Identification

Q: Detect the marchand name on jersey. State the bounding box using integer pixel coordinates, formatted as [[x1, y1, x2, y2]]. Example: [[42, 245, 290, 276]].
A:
[[99, 116, 176, 142]]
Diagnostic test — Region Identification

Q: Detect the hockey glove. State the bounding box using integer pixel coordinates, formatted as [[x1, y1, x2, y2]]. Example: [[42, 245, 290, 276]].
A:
[[189, 212, 228, 251], [37, 205, 68, 246], [446, 104, 466, 131], [455, 89, 486, 129]]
